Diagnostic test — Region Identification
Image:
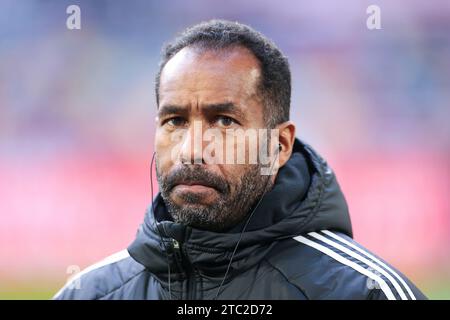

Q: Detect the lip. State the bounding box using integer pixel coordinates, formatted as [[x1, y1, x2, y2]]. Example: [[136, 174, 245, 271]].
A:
[[173, 184, 218, 195], [174, 184, 216, 191], [174, 181, 216, 192], [173, 179, 216, 188]]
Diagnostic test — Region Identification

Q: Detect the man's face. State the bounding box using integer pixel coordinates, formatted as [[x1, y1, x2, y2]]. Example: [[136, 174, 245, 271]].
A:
[[155, 45, 274, 232]]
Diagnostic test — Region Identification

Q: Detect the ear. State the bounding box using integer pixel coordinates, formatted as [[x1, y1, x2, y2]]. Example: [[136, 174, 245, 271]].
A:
[[275, 121, 296, 169]]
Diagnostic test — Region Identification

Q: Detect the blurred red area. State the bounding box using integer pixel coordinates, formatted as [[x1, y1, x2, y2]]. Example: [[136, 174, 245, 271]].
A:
[[0, 151, 153, 276], [1, 149, 448, 281]]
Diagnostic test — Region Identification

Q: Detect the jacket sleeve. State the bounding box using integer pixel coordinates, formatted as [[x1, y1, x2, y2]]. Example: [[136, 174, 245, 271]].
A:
[[367, 273, 428, 300]]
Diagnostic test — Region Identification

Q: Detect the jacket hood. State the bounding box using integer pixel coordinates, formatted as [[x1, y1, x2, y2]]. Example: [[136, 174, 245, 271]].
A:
[[128, 138, 352, 281]]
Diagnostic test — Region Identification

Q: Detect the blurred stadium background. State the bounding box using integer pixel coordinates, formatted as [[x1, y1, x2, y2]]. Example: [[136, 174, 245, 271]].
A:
[[0, 0, 449, 299]]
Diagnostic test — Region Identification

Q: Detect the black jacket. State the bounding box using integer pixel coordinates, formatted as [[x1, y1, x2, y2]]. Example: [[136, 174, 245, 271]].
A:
[[54, 139, 426, 300]]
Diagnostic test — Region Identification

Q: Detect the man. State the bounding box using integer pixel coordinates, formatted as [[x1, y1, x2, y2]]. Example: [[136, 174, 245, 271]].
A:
[[54, 20, 426, 300]]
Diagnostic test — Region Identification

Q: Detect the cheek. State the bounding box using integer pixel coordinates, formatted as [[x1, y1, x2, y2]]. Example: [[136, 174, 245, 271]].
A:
[[219, 164, 247, 190], [156, 127, 190, 163], [155, 132, 177, 173]]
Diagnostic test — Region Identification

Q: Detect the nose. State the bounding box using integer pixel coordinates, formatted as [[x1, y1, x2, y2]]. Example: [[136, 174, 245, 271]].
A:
[[179, 120, 204, 165]]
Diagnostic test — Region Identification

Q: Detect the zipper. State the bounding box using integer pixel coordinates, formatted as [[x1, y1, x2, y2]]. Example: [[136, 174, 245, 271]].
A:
[[171, 238, 197, 300], [171, 239, 183, 272], [187, 268, 197, 300]]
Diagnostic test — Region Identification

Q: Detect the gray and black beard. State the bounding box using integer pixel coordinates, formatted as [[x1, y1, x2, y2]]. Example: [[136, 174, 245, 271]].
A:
[[156, 162, 272, 232]]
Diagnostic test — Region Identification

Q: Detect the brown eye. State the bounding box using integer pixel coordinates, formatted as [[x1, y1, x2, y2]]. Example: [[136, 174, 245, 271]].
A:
[[165, 117, 187, 127], [216, 116, 237, 127]]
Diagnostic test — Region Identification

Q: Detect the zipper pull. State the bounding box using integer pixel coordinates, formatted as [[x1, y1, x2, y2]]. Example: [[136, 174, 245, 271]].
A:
[[171, 238, 184, 273], [172, 239, 182, 262], [172, 239, 180, 250]]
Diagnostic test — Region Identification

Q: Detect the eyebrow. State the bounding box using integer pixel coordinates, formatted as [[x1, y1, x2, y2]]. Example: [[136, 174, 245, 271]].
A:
[[157, 105, 187, 118], [158, 102, 247, 121], [203, 103, 246, 120]]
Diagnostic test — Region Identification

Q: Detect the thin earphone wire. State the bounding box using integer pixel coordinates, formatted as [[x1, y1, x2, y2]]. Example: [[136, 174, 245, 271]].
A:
[[214, 145, 281, 299], [149, 151, 172, 299]]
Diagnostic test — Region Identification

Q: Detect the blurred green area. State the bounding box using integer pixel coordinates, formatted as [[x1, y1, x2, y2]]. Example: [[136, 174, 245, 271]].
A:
[[1, 277, 449, 300], [420, 279, 450, 300], [0, 283, 58, 300]]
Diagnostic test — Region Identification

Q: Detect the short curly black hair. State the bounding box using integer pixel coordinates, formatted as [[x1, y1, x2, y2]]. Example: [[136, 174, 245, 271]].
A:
[[155, 20, 291, 128]]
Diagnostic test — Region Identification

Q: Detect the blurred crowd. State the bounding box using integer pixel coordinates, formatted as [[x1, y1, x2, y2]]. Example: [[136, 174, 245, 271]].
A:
[[0, 0, 449, 298]]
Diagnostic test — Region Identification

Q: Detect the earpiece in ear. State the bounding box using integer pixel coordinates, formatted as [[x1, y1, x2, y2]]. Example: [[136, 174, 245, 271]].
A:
[[278, 144, 282, 151]]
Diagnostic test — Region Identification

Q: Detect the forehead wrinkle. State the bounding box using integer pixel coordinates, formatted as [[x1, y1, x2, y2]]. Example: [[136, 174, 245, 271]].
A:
[[159, 46, 263, 119]]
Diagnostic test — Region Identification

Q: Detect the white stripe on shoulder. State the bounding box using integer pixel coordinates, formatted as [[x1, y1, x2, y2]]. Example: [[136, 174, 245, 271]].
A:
[[321, 230, 416, 300], [52, 249, 130, 299], [293, 235, 396, 300], [308, 232, 408, 300]]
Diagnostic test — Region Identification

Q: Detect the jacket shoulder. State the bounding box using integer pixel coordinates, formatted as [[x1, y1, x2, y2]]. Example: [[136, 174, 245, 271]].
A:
[[53, 249, 146, 300], [266, 230, 427, 300]]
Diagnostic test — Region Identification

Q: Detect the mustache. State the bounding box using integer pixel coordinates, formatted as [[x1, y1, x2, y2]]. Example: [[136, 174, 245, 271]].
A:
[[162, 166, 230, 194]]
